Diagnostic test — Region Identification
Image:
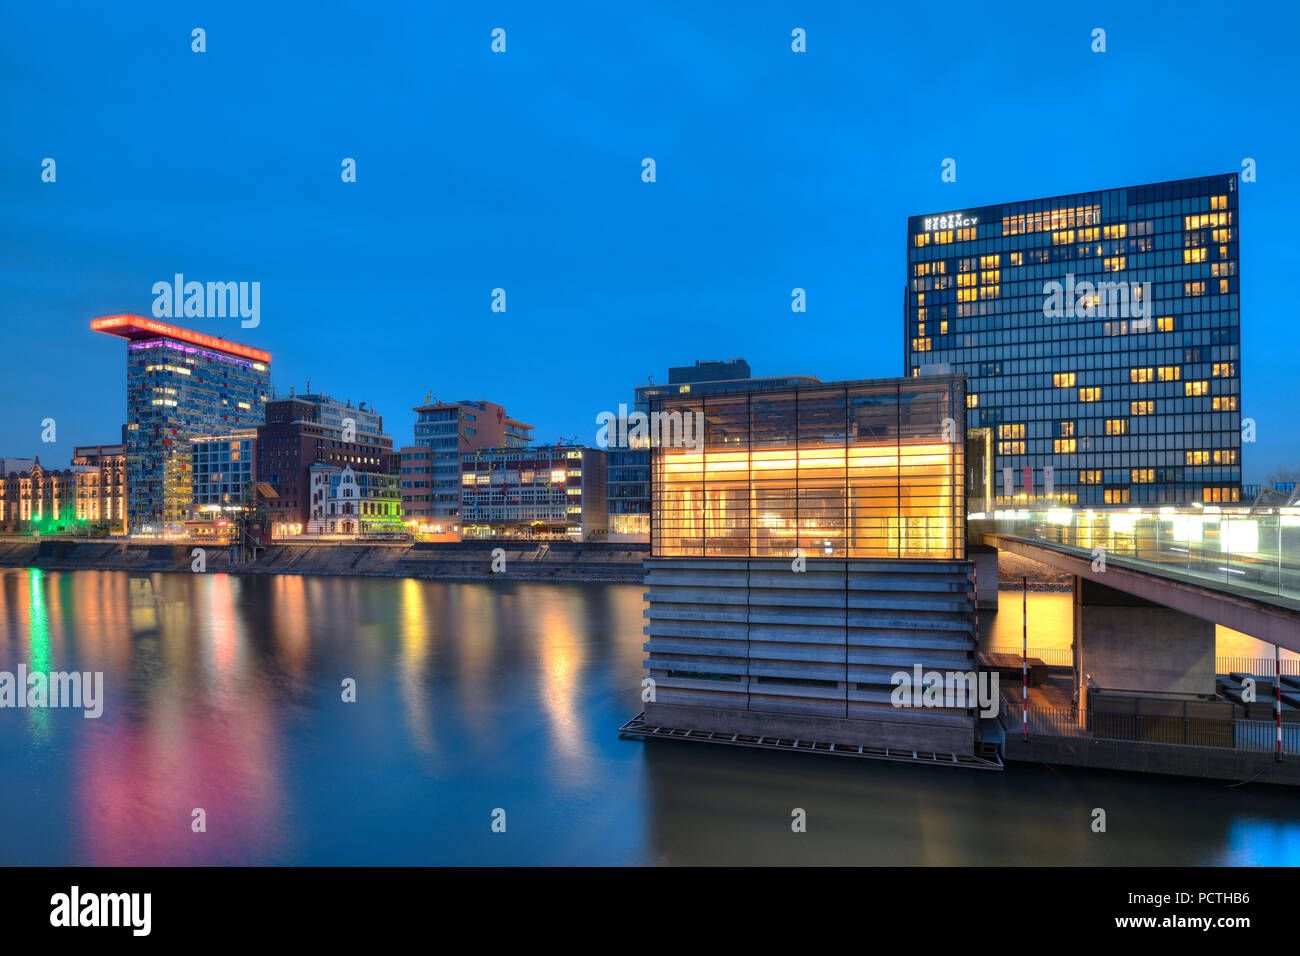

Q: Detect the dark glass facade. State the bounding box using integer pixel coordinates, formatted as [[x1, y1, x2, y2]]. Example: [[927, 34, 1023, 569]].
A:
[[905, 174, 1241, 506]]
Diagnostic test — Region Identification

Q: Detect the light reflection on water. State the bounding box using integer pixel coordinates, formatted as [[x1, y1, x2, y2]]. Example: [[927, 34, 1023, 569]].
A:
[[0, 569, 1296, 866]]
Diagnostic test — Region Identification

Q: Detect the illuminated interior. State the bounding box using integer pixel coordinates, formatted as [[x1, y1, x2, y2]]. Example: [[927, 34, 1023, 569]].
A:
[[650, 381, 965, 559]]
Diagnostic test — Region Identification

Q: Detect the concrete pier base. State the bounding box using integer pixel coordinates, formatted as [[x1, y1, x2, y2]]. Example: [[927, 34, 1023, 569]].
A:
[[642, 557, 979, 757], [1074, 576, 1216, 709], [970, 545, 998, 610]]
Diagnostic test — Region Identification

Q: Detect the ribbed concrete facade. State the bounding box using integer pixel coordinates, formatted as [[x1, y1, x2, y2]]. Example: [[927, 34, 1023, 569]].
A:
[[643, 557, 978, 755]]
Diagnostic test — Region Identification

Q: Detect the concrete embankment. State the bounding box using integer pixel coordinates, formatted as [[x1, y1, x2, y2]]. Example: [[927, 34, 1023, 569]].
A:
[[0, 539, 648, 583]]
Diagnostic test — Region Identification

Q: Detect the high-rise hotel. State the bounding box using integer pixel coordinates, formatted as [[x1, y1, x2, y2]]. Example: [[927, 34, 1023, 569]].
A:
[[93, 315, 271, 528], [905, 174, 1241, 506]]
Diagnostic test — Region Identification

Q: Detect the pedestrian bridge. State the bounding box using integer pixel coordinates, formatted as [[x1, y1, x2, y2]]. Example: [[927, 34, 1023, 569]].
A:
[[970, 507, 1300, 649]]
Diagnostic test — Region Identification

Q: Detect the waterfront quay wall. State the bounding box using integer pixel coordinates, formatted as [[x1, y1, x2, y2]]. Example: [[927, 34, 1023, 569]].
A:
[[0, 538, 648, 582]]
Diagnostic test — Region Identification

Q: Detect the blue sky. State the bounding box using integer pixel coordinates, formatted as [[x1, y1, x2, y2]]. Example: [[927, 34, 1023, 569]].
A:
[[2, 0, 1296, 480]]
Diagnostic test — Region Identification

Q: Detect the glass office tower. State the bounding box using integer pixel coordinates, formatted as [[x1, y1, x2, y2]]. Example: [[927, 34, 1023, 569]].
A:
[[904, 174, 1241, 506], [93, 315, 271, 528]]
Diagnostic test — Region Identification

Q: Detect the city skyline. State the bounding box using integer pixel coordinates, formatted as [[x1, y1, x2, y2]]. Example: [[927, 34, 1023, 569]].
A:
[[3, 2, 1298, 482]]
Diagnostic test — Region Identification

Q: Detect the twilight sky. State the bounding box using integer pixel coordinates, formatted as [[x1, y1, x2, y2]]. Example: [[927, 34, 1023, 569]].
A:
[[2, 0, 1296, 481]]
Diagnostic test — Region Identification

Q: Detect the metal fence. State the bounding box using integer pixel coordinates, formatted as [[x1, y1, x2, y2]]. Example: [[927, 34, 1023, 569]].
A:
[[1002, 702, 1300, 755], [983, 646, 1300, 678]]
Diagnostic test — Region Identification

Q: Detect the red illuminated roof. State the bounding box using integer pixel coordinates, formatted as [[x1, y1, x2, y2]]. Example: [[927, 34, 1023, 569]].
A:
[[91, 314, 271, 363]]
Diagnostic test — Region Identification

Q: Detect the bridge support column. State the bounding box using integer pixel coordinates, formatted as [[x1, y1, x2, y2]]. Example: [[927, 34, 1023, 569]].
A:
[[970, 544, 998, 610], [1074, 576, 1215, 709]]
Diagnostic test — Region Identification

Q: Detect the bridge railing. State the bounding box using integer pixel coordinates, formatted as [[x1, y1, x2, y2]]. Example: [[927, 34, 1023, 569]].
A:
[[982, 646, 1300, 677], [975, 507, 1300, 603]]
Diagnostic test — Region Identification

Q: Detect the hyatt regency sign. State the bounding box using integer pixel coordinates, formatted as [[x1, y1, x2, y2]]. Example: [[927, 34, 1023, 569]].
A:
[[922, 213, 978, 231]]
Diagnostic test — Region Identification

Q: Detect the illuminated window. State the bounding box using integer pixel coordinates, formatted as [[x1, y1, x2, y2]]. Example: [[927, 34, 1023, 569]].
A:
[[1131, 401, 1154, 416], [1053, 439, 1077, 453], [1103, 256, 1126, 272], [1185, 212, 1231, 230], [1009, 252, 1023, 266], [1105, 419, 1129, 436], [1212, 363, 1235, 377], [998, 424, 1025, 439], [1157, 366, 1181, 382], [998, 441, 1026, 455], [912, 337, 932, 352], [1053, 372, 1076, 388], [1104, 488, 1131, 504], [1211, 396, 1237, 412], [914, 233, 930, 247], [1211, 195, 1228, 210], [966, 393, 979, 409], [1203, 486, 1241, 503], [1213, 450, 1237, 465], [1079, 470, 1102, 485], [1185, 281, 1206, 297], [1103, 224, 1128, 239], [1185, 381, 1209, 397], [1131, 469, 1154, 483], [1130, 367, 1153, 383], [1184, 248, 1207, 263], [1079, 387, 1100, 402], [1157, 317, 1174, 332], [1186, 450, 1210, 465], [1059, 421, 1075, 437]]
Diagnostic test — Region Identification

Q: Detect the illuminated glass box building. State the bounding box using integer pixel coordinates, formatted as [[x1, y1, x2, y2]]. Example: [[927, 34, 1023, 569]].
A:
[[93, 315, 271, 529], [905, 174, 1241, 506], [607, 360, 822, 537], [638, 375, 982, 758]]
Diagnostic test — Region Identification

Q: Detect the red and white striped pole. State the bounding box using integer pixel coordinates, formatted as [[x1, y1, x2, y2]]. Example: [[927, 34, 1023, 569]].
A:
[[1022, 575, 1028, 742], [1276, 643, 1283, 763]]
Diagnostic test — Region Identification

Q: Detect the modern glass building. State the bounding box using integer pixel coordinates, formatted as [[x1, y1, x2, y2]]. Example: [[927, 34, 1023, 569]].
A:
[[649, 376, 966, 559], [412, 399, 533, 528], [460, 445, 607, 540], [190, 430, 256, 516], [904, 174, 1241, 506], [636, 374, 980, 759], [93, 315, 271, 529], [607, 360, 821, 536]]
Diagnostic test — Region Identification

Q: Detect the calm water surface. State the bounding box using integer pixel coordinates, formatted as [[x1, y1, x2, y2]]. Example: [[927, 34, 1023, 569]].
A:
[[1, 568, 1297, 866]]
